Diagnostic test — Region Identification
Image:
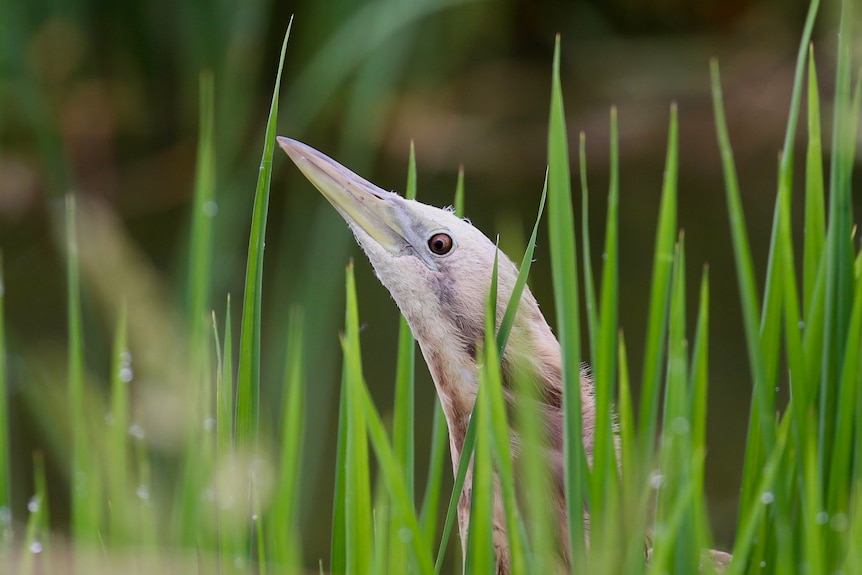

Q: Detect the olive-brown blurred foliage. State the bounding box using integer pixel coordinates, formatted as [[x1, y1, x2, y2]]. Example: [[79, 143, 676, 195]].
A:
[[0, 0, 849, 563]]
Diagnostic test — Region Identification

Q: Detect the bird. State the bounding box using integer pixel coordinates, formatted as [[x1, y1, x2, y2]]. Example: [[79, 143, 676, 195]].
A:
[[276, 137, 731, 574]]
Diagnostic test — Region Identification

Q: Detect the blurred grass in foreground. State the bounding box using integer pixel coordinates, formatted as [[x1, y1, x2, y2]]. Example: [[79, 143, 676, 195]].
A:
[[1, 0, 862, 573]]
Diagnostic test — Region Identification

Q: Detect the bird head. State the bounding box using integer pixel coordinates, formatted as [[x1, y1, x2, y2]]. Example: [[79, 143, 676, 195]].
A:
[[278, 137, 564, 439]]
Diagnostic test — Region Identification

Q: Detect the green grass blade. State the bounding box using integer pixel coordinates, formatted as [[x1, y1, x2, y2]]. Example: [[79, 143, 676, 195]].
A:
[[654, 236, 697, 574], [107, 302, 131, 545], [340, 266, 434, 574], [639, 103, 678, 456], [372, 483, 391, 575], [454, 166, 465, 217], [342, 263, 373, 574], [331, 366, 349, 574], [710, 61, 775, 513], [463, 252, 500, 574], [616, 331, 649, 575], [845, 482, 862, 572], [579, 132, 598, 366], [482, 270, 530, 573], [726, 414, 791, 575], [647, 477, 700, 575], [236, 20, 292, 447], [66, 194, 100, 545], [547, 34, 587, 568], [497, 171, 547, 355], [358, 374, 435, 575], [802, 419, 825, 574], [268, 308, 305, 568], [212, 304, 240, 572], [819, 0, 856, 473], [0, 254, 9, 545], [434, 177, 490, 573], [690, 266, 714, 560], [750, 0, 819, 468], [465, 375, 495, 575], [827, 263, 862, 512], [803, 46, 826, 316], [766, 0, 820, 335], [419, 397, 448, 548], [592, 106, 620, 517], [187, 70, 217, 342], [19, 453, 49, 575], [218, 294, 234, 454]]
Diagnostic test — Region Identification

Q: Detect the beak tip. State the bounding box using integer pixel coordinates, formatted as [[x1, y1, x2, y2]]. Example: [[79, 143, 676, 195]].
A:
[[276, 136, 302, 161]]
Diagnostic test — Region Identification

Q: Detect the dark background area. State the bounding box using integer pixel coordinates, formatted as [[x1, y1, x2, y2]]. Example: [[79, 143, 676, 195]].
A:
[[0, 0, 855, 566]]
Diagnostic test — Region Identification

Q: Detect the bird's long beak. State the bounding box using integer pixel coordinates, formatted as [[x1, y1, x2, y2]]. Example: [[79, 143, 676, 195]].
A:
[[277, 137, 410, 255]]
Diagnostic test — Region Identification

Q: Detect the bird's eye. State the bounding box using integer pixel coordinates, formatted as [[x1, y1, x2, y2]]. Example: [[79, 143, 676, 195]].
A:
[[428, 233, 453, 255]]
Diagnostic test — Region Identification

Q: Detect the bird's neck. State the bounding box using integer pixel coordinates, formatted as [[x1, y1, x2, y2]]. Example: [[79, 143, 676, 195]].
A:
[[414, 294, 567, 464]]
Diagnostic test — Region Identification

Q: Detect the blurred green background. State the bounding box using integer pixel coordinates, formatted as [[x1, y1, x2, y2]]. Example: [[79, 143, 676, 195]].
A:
[[0, 0, 852, 566]]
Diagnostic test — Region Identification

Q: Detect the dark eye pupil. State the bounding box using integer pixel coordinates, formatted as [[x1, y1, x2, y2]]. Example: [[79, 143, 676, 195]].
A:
[[428, 233, 452, 255]]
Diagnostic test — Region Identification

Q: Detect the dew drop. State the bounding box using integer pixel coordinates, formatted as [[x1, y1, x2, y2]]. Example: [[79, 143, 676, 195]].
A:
[[203, 201, 219, 217], [252, 514, 259, 522], [29, 541, 43, 554], [119, 367, 134, 383], [136, 485, 150, 501], [129, 423, 145, 440], [798, 321, 805, 329], [204, 417, 216, 432], [760, 561, 766, 568], [27, 495, 40, 513], [0, 506, 11, 524], [602, 253, 608, 260], [670, 416, 690, 435], [816, 511, 829, 525], [760, 491, 774, 505], [650, 470, 664, 489]]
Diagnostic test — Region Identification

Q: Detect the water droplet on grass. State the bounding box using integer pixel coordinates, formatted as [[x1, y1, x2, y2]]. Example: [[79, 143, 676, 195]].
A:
[[129, 423, 145, 439], [816, 511, 829, 525], [27, 495, 40, 513], [29, 541, 43, 554], [203, 201, 219, 217], [670, 416, 690, 435], [760, 492, 774, 504], [136, 485, 150, 500]]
